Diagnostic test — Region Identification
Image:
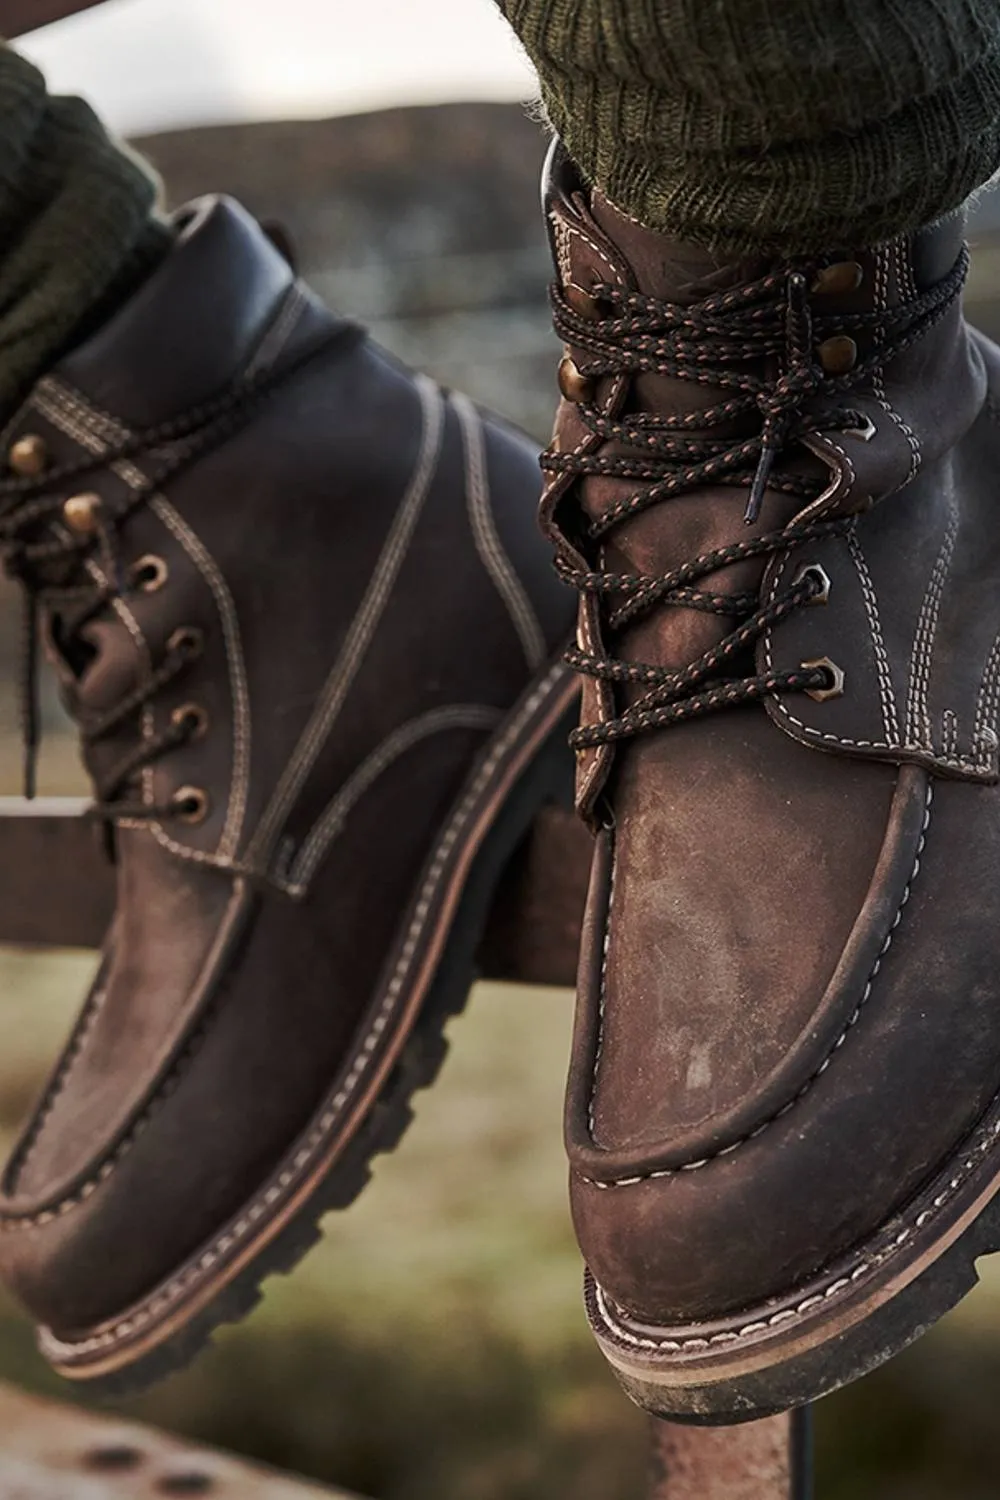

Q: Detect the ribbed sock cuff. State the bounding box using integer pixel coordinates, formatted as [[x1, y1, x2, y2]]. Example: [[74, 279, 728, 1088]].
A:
[[0, 45, 172, 419], [500, 0, 1000, 253]]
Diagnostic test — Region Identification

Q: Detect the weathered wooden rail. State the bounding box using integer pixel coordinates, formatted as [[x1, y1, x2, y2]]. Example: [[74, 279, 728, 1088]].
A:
[[0, 798, 808, 1499]]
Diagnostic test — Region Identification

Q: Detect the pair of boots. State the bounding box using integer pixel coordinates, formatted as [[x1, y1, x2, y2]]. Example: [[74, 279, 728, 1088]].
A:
[[0, 139, 996, 1427]]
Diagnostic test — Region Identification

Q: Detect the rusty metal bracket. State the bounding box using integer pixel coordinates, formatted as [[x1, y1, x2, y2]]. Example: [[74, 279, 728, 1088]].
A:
[[650, 1410, 812, 1500]]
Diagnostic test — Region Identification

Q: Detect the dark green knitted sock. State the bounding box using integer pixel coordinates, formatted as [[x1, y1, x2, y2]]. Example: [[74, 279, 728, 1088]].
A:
[[498, 0, 1000, 254], [0, 43, 172, 421]]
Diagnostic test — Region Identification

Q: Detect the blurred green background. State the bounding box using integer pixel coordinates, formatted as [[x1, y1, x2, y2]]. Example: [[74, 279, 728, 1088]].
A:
[[2, 100, 1000, 1500]]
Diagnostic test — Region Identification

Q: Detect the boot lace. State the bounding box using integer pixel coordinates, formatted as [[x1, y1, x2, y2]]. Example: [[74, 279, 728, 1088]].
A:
[[0, 322, 358, 817], [544, 252, 968, 750]]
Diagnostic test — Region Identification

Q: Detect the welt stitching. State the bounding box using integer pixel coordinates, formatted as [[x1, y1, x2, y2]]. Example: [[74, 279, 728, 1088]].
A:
[[0, 662, 569, 1247], [594, 1067, 1000, 1355], [846, 526, 900, 744], [451, 392, 547, 671], [580, 784, 932, 1189], [244, 375, 445, 868]]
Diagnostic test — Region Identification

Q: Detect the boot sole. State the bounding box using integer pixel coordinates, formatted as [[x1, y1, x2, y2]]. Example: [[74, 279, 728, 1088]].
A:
[[585, 1090, 1000, 1424], [38, 658, 579, 1393]]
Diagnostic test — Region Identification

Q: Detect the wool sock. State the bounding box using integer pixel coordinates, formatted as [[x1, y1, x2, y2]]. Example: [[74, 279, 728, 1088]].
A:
[[497, 0, 1000, 254], [0, 43, 172, 423]]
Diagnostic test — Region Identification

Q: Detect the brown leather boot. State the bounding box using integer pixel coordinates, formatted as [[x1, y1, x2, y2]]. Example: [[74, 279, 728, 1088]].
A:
[[543, 141, 1000, 1422], [0, 196, 576, 1388]]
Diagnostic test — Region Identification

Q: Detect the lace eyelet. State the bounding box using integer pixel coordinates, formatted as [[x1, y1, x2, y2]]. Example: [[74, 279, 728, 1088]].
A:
[[817, 336, 858, 374], [565, 284, 604, 321], [63, 492, 102, 536], [171, 703, 208, 740], [8, 434, 49, 477], [792, 563, 832, 605], [166, 626, 204, 660], [172, 786, 210, 825], [811, 261, 863, 296], [843, 414, 877, 441], [558, 355, 595, 404], [131, 554, 169, 593], [803, 656, 845, 702]]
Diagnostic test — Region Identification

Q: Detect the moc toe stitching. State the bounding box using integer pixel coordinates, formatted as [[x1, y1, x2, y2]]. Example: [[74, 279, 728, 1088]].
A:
[[578, 779, 934, 1188]]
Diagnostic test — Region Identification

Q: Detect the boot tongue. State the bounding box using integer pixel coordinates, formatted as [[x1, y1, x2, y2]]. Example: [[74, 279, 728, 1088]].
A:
[[589, 191, 770, 304], [558, 194, 800, 679]]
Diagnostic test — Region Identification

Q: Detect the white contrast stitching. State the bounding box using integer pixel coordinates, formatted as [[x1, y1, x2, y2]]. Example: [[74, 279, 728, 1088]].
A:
[[549, 212, 624, 287], [33, 381, 253, 864], [580, 784, 933, 1188], [242, 286, 307, 381], [587, 831, 617, 1139], [593, 1103, 1000, 1354], [285, 703, 502, 894], [846, 526, 899, 744], [244, 375, 446, 869], [21, 665, 573, 1365], [905, 499, 959, 749], [972, 627, 1000, 766], [451, 392, 546, 672]]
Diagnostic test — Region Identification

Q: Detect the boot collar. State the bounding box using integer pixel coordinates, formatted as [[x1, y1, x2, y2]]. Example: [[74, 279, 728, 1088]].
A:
[[542, 139, 985, 517], [56, 198, 301, 428]]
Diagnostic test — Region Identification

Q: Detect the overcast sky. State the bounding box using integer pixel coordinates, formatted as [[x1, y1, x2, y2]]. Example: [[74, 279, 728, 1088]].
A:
[[19, 0, 538, 136]]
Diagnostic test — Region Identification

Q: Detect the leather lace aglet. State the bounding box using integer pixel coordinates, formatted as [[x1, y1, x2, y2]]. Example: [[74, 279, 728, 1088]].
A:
[[744, 442, 776, 526]]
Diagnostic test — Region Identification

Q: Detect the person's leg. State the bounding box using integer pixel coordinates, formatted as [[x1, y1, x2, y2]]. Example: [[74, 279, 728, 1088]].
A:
[[499, 0, 1000, 252], [498, 0, 1000, 1424], [0, 43, 170, 421]]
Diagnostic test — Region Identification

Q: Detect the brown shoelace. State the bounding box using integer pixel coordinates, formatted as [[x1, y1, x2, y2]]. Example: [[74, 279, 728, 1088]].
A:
[[544, 251, 968, 749], [0, 319, 361, 817]]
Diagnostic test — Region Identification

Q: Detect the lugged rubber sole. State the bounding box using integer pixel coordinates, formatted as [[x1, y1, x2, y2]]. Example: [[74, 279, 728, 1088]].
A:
[[39, 661, 579, 1395], [585, 1092, 1000, 1424]]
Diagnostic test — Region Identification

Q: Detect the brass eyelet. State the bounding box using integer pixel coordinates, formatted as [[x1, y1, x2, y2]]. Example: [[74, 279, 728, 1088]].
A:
[[811, 261, 863, 296], [172, 786, 210, 825], [792, 563, 832, 605], [803, 656, 845, 702], [171, 703, 208, 740], [166, 626, 204, 660], [565, 284, 604, 321], [63, 492, 102, 536], [558, 355, 595, 404], [817, 336, 858, 375], [9, 434, 49, 477], [131, 554, 169, 593]]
